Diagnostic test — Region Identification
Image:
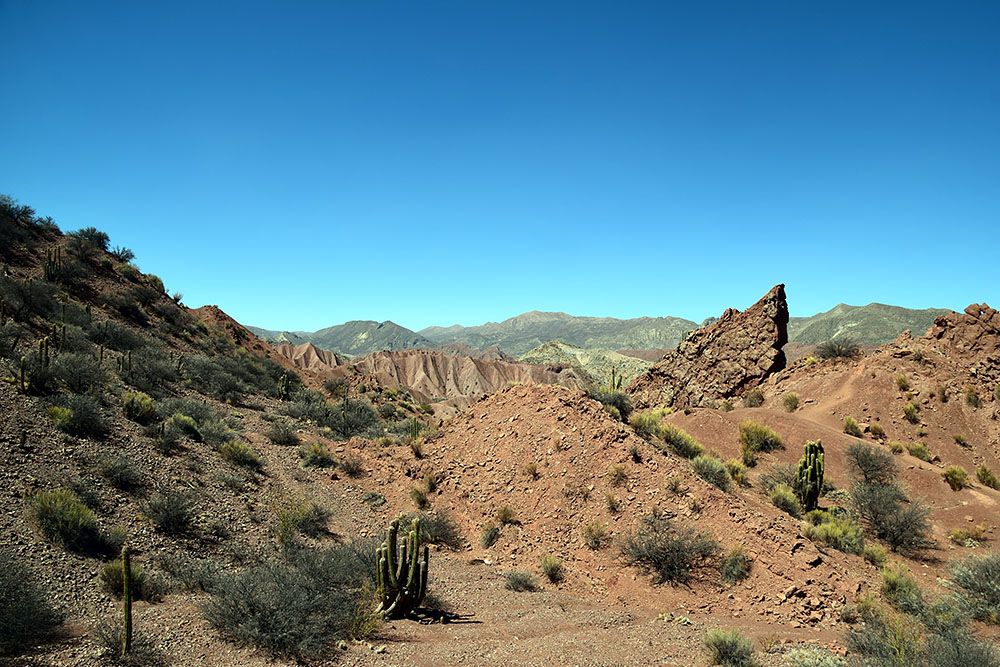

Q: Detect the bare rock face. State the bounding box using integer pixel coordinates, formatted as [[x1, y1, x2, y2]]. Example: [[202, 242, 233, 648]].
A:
[[627, 285, 789, 409], [924, 303, 1000, 386]]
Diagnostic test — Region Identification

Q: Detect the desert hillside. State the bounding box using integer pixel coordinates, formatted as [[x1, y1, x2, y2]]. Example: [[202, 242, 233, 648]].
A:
[[2, 198, 998, 667]]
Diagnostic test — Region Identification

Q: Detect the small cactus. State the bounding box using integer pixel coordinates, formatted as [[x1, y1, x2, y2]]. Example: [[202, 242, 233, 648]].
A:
[[797, 440, 824, 512], [121, 545, 133, 657], [375, 517, 429, 619]]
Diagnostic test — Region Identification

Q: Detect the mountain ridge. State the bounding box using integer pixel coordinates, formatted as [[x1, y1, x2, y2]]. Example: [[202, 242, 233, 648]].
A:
[[248, 302, 954, 356]]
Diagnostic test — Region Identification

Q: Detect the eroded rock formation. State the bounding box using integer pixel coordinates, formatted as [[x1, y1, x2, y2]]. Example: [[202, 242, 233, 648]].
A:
[[627, 284, 789, 408]]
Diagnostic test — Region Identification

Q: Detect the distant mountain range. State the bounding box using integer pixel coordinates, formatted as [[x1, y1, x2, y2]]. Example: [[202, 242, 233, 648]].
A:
[[247, 320, 434, 356], [248, 303, 952, 357], [420, 311, 696, 356]]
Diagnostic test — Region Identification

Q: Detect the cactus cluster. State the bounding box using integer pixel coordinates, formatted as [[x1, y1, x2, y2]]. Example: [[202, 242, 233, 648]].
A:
[[375, 517, 429, 619], [18, 336, 51, 394], [278, 373, 292, 400], [117, 350, 133, 378], [43, 246, 64, 282], [797, 440, 824, 512]]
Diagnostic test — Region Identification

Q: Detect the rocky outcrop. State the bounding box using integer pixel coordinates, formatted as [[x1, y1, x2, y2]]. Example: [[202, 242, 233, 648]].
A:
[[627, 285, 789, 409], [923, 303, 1000, 387]]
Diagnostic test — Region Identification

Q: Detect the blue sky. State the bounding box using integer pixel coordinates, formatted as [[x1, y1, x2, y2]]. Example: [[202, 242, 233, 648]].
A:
[[2, 1, 997, 331]]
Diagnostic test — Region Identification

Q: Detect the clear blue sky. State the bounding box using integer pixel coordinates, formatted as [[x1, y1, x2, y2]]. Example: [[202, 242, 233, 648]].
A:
[[2, 1, 997, 331]]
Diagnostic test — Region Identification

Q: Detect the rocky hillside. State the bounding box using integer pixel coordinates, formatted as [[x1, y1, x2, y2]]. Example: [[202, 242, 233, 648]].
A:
[[518, 340, 652, 388], [788, 303, 950, 345]]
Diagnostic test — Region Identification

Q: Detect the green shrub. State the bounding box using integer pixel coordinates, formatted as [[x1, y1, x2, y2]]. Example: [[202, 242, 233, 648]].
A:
[[739, 420, 784, 466], [770, 484, 802, 518], [219, 440, 264, 470], [98, 559, 159, 602], [759, 462, 798, 493], [847, 604, 923, 667], [953, 433, 969, 448], [843, 416, 863, 437], [660, 424, 704, 459], [266, 420, 299, 446], [0, 549, 63, 655], [950, 553, 1000, 624], [410, 486, 429, 509], [881, 563, 925, 615], [817, 339, 859, 359], [862, 542, 888, 567], [540, 555, 564, 583], [607, 463, 628, 487], [850, 480, 932, 556], [692, 455, 731, 492], [203, 549, 373, 659], [122, 390, 157, 424], [496, 505, 517, 525], [325, 398, 381, 439], [943, 466, 969, 491], [965, 385, 981, 408], [276, 500, 330, 545], [905, 442, 931, 461], [586, 388, 632, 421], [847, 441, 896, 484], [146, 490, 195, 535], [30, 489, 100, 552], [725, 459, 747, 486], [582, 522, 608, 550], [977, 465, 1000, 490], [159, 554, 222, 593], [801, 511, 864, 554], [949, 524, 987, 547], [783, 648, 846, 666], [903, 402, 920, 424], [166, 412, 201, 439], [628, 408, 668, 439], [703, 628, 755, 666], [51, 351, 106, 394], [299, 442, 335, 468], [869, 422, 885, 439], [98, 454, 143, 491], [505, 570, 537, 592], [622, 512, 720, 584], [782, 392, 799, 412], [198, 419, 235, 447], [50, 395, 108, 438], [339, 454, 364, 477], [480, 524, 501, 548], [743, 388, 764, 408], [895, 375, 910, 392], [720, 546, 752, 584]]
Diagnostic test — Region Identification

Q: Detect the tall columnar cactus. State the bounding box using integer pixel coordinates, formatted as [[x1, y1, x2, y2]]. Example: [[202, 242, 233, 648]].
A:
[[797, 440, 824, 512], [121, 545, 133, 657], [608, 366, 623, 392], [375, 517, 429, 619], [43, 247, 63, 281], [278, 373, 291, 400]]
